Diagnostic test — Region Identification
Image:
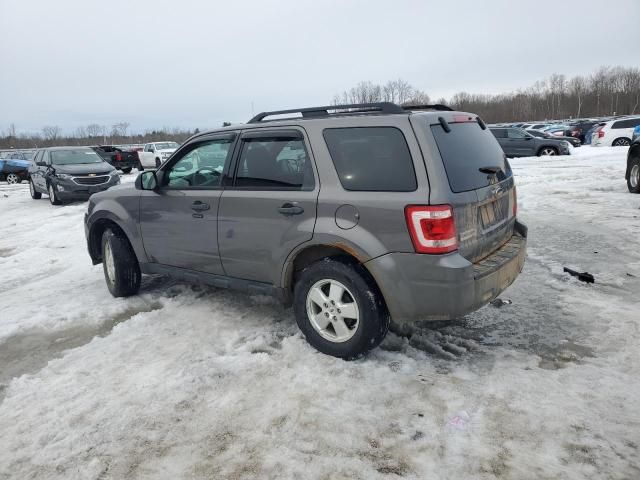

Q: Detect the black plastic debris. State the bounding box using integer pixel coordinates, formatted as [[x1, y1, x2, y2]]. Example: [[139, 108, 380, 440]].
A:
[[563, 267, 595, 283], [490, 298, 512, 308]]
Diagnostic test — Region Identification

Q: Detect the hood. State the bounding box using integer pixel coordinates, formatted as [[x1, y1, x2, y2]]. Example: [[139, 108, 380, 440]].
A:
[[52, 162, 114, 175]]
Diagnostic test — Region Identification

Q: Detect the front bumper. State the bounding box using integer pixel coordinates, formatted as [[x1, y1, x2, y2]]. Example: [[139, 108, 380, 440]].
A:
[[53, 175, 120, 200], [365, 220, 527, 328]]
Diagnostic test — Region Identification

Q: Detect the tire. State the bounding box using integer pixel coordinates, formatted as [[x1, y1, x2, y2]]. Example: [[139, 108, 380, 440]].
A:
[[155, 157, 161, 168], [137, 161, 144, 171], [101, 228, 141, 297], [48, 182, 61, 205], [613, 137, 631, 147], [293, 258, 389, 359], [538, 147, 558, 156], [6, 173, 20, 184], [121, 167, 132, 174], [628, 157, 640, 194], [29, 179, 42, 199]]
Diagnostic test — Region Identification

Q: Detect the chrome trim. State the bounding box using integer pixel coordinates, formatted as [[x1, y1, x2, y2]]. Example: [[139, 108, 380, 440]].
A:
[[71, 175, 110, 186]]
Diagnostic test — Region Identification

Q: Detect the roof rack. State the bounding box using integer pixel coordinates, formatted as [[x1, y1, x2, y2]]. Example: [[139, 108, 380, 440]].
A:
[[249, 102, 409, 123]]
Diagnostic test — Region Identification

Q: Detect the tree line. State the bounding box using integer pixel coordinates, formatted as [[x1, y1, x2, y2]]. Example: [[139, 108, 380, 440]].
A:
[[333, 66, 640, 123], [0, 123, 199, 150]]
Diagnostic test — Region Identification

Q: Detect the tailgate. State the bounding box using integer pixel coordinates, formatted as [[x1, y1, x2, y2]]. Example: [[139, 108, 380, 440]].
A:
[[424, 116, 517, 263]]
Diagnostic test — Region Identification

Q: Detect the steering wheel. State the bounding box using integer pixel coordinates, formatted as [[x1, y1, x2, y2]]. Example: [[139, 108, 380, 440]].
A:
[[193, 168, 221, 185]]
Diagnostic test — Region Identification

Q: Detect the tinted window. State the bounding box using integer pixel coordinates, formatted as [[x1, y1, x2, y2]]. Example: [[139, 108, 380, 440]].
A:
[[490, 128, 507, 138], [235, 137, 313, 190], [612, 118, 640, 129], [507, 129, 527, 139], [431, 122, 511, 193], [165, 139, 233, 188], [323, 127, 416, 192]]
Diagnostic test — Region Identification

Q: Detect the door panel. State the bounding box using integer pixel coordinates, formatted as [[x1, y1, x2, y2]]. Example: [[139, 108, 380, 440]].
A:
[[218, 129, 318, 285]]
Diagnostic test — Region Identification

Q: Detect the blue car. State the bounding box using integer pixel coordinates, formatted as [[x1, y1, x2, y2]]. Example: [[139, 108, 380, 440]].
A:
[[632, 124, 640, 142]]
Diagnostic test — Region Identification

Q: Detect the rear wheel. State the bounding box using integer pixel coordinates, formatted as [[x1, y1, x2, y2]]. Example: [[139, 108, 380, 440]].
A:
[[613, 137, 631, 147], [101, 228, 141, 297], [155, 157, 161, 168], [29, 179, 41, 199], [628, 158, 640, 193], [48, 183, 61, 205], [293, 259, 389, 359], [6, 173, 20, 184], [538, 147, 558, 156]]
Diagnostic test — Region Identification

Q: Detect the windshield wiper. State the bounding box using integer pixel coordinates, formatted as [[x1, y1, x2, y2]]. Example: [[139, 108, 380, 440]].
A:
[[479, 166, 502, 175]]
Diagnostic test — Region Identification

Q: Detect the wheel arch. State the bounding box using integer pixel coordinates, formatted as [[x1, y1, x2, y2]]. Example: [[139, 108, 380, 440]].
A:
[[87, 214, 140, 266]]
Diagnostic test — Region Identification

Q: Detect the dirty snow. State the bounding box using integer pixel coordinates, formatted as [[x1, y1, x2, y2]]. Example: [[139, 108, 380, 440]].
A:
[[0, 147, 639, 479]]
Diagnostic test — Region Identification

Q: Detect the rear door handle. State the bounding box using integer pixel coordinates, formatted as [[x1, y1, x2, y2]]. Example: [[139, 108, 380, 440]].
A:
[[191, 201, 210, 211], [278, 202, 304, 216]]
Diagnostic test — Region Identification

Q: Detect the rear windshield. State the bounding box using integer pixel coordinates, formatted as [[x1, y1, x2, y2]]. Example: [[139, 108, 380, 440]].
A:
[[50, 150, 104, 165], [431, 122, 511, 193]]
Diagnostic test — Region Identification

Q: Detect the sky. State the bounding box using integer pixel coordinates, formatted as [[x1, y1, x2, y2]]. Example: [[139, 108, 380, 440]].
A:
[[1, 0, 639, 135]]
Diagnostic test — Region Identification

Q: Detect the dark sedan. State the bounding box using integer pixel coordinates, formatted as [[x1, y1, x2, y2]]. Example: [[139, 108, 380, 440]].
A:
[[490, 127, 571, 157], [527, 129, 581, 147]]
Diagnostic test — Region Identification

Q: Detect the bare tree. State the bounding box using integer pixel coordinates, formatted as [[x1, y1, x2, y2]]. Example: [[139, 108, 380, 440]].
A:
[[42, 125, 61, 142], [86, 123, 103, 137]]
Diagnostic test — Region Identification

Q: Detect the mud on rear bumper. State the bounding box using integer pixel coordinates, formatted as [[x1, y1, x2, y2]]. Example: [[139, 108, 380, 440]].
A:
[[364, 220, 527, 329]]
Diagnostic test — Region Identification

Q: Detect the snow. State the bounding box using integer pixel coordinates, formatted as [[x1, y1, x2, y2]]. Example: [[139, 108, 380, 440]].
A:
[[1, 147, 639, 479]]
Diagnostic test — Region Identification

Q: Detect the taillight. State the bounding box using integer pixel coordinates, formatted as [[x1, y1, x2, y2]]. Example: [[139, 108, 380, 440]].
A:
[[405, 205, 458, 254], [597, 128, 605, 138], [115, 152, 122, 162]]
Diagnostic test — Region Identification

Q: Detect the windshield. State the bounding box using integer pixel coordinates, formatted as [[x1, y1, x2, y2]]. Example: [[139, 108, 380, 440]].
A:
[[50, 150, 104, 165], [154, 142, 178, 150]]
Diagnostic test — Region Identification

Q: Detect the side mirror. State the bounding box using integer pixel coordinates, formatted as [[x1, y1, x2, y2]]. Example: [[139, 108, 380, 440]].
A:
[[36, 161, 46, 166], [524, 136, 532, 140], [135, 171, 158, 191]]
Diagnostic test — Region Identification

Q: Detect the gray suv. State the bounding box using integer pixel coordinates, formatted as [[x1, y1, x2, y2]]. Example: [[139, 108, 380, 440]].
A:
[[85, 103, 527, 359], [29, 147, 120, 204], [490, 127, 571, 156]]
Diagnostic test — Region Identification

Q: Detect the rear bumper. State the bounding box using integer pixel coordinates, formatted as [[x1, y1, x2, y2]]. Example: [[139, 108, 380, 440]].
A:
[[364, 220, 527, 328]]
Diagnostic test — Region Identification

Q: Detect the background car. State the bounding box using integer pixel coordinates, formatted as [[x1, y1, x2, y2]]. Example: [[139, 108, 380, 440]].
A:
[[0, 155, 30, 184], [527, 128, 581, 147], [592, 116, 640, 147], [490, 127, 571, 156], [138, 141, 180, 168]]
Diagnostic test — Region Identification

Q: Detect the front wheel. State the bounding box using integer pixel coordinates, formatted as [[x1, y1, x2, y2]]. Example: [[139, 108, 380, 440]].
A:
[[121, 167, 132, 174], [48, 183, 61, 205], [628, 158, 640, 193], [538, 147, 558, 156], [293, 259, 389, 359], [101, 229, 141, 297], [613, 137, 631, 147], [29, 179, 42, 199]]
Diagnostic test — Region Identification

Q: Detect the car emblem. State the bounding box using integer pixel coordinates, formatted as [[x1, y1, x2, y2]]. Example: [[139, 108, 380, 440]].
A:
[[88, 173, 96, 176], [492, 186, 503, 195]]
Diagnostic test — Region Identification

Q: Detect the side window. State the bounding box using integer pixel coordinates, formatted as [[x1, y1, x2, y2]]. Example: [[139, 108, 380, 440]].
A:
[[612, 121, 624, 129], [235, 135, 313, 190], [164, 138, 234, 189], [491, 128, 507, 138], [42, 151, 50, 164], [33, 151, 42, 164], [323, 127, 416, 192], [507, 129, 526, 139], [144, 144, 152, 152]]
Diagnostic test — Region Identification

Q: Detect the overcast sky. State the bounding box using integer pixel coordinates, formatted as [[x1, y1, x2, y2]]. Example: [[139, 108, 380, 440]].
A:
[[1, 0, 639, 134]]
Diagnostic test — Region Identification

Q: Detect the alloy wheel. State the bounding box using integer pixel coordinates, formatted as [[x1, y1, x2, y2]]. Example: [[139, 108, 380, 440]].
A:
[[6, 173, 19, 184], [104, 240, 116, 286], [306, 279, 360, 343], [541, 148, 556, 156], [631, 165, 640, 189], [614, 138, 630, 147]]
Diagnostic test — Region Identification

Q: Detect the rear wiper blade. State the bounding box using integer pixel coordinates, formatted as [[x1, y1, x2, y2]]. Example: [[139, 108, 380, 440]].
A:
[[479, 166, 502, 175]]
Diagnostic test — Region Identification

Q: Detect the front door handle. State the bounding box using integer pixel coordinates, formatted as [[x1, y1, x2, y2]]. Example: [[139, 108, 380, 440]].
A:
[[278, 202, 304, 216], [191, 201, 210, 211]]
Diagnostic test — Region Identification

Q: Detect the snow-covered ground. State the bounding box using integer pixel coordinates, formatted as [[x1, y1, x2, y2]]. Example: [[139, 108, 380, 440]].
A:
[[0, 147, 639, 479]]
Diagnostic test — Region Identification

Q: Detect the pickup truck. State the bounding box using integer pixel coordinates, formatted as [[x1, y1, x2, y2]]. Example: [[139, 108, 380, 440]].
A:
[[138, 141, 179, 169], [91, 145, 141, 173]]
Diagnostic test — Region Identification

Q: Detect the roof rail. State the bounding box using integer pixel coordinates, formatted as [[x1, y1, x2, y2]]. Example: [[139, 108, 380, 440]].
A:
[[403, 104, 453, 112], [248, 102, 405, 123]]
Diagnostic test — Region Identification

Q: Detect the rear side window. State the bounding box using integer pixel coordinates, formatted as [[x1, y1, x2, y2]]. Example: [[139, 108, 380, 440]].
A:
[[612, 118, 640, 129], [490, 128, 507, 138], [323, 127, 416, 191], [431, 122, 511, 193]]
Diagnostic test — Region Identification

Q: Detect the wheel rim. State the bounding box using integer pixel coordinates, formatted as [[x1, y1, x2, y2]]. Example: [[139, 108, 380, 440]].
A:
[[631, 165, 640, 189], [49, 184, 56, 203], [6, 173, 18, 184], [306, 279, 360, 343], [104, 240, 116, 285], [615, 138, 630, 146], [542, 148, 556, 156]]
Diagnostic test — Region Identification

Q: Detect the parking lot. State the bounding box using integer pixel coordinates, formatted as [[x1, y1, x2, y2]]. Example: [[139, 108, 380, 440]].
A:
[[0, 146, 639, 479]]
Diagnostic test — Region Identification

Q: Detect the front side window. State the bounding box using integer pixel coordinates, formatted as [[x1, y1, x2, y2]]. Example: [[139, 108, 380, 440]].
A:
[[165, 139, 233, 188], [507, 129, 527, 139], [323, 127, 416, 192], [235, 136, 313, 190]]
